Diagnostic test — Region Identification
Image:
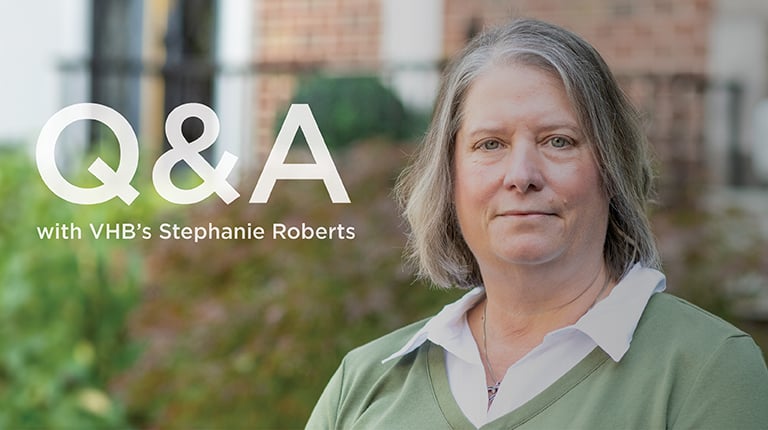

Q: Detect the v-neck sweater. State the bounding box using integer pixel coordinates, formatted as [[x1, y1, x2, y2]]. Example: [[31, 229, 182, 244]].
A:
[[306, 293, 768, 429], [381, 264, 665, 426]]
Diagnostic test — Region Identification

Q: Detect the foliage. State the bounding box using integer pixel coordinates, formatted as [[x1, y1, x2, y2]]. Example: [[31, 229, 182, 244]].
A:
[[652, 205, 768, 336], [115, 141, 464, 429], [276, 75, 421, 151], [0, 147, 165, 429]]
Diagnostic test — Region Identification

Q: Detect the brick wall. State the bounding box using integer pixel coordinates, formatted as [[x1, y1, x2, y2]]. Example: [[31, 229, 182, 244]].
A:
[[253, 0, 381, 158], [443, 0, 713, 75]]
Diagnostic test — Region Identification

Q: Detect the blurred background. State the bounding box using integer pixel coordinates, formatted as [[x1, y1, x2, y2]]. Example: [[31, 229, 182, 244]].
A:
[[1, 0, 767, 428]]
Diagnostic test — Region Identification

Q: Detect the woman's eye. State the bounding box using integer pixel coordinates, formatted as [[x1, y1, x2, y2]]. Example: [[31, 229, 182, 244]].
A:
[[548, 136, 572, 148], [480, 140, 501, 150]]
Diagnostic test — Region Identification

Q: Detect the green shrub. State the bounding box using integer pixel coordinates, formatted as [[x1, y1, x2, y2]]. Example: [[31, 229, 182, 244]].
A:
[[275, 75, 420, 151], [115, 141, 464, 428], [0, 147, 165, 429], [652, 206, 768, 323]]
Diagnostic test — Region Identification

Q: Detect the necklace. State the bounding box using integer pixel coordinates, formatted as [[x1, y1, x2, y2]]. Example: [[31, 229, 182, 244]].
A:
[[480, 274, 611, 407], [482, 300, 501, 406]]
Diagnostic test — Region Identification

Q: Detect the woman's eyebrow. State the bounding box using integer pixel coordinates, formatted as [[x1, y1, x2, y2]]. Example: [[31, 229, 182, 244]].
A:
[[461, 122, 582, 139], [461, 125, 508, 138], [538, 122, 582, 135]]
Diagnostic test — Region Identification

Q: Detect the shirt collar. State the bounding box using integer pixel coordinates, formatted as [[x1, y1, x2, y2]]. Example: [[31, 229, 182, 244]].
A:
[[382, 264, 666, 364], [382, 287, 484, 363], [572, 264, 666, 360]]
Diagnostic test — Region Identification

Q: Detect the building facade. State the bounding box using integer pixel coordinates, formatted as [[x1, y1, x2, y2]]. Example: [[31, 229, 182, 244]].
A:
[[3, 0, 768, 192]]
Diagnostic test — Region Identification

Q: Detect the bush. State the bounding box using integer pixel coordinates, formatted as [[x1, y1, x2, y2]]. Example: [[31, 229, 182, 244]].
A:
[[652, 206, 768, 322], [275, 75, 420, 151], [115, 141, 464, 428], [0, 148, 165, 429]]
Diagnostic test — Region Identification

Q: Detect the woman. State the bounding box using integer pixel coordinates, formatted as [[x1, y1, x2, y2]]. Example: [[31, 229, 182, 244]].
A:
[[307, 19, 768, 429]]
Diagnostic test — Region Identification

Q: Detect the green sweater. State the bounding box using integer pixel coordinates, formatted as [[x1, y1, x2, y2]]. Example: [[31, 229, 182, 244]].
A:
[[306, 293, 768, 429]]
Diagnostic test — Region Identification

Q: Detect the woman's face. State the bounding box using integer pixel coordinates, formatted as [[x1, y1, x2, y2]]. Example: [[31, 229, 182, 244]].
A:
[[453, 63, 609, 273]]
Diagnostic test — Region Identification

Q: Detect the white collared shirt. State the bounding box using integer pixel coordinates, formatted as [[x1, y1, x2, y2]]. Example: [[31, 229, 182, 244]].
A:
[[383, 264, 666, 427]]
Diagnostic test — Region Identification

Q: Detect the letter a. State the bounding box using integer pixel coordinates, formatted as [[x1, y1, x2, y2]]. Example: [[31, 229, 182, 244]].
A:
[[250, 104, 350, 203]]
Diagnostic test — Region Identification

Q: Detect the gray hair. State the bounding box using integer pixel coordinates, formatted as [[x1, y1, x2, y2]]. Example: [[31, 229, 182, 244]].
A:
[[395, 18, 660, 288]]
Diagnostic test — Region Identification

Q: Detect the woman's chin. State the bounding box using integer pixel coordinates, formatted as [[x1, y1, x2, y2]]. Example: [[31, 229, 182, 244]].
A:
[[488, 242, 564, 267]]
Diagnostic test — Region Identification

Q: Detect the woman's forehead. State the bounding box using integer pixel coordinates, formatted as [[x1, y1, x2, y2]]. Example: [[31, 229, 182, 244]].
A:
[[457, 64, 580, 133]]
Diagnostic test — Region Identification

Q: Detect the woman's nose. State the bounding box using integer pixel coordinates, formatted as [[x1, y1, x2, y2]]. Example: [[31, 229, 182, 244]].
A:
[[502, 141, 544, 193]]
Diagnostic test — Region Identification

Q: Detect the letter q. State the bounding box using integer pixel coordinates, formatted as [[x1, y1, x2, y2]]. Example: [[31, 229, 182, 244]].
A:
[[36, 103, 139, 204]]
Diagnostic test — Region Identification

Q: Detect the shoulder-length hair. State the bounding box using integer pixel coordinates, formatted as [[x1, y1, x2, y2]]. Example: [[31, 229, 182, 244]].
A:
[[395, 18, 661, 289]]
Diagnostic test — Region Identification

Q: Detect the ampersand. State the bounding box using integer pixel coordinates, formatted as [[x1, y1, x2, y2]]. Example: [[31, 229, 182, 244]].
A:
[[152, 103, 239, 204]]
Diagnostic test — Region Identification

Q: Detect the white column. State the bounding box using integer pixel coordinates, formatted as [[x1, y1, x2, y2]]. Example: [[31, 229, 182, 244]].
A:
[[55, 0, 91, 170], [753, 100, 768, 180], [57, 0, 91, 105], [380, 0, 443, 112], [0, 1, 87, 147], [707, 0, 768, 185], [214, 0, 255, 183]]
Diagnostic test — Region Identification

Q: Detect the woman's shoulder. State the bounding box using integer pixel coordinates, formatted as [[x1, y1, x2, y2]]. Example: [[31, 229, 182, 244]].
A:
[[629, 293, 768, 428], [344, 317, 431, 365], [634, 292, 758, 361], [642, 292, 748, 339]]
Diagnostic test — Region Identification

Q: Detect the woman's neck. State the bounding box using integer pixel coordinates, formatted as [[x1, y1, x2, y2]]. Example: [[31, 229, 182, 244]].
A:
[[482, 254, 610, 313], [468, 260, 614, 373]]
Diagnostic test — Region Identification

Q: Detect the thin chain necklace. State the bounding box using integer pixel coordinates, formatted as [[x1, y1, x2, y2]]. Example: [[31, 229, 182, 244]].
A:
[[482, 300, 501, 406], [481, 275, 612, 407]]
